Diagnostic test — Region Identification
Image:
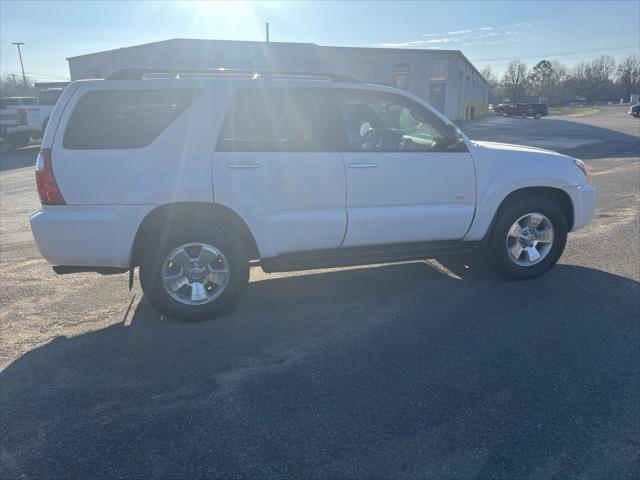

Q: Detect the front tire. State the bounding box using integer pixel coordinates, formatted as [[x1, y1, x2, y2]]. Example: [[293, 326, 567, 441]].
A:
[[487, 196, 568, 280], [139, 224, 249, 321]]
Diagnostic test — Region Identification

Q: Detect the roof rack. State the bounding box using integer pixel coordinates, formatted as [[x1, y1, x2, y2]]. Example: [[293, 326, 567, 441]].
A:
[[106, 67, 359, 83]]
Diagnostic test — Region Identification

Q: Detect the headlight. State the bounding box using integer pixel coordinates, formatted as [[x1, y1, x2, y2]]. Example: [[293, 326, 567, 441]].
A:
[[573, 158, 588, 181]]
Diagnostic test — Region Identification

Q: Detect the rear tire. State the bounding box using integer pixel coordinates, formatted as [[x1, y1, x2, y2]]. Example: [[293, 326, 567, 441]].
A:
[[487, 196, 568, 280], [139, 223, 249, 321]]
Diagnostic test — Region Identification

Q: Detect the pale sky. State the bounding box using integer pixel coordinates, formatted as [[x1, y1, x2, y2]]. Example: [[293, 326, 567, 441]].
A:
[[1, 0, 639, 81]]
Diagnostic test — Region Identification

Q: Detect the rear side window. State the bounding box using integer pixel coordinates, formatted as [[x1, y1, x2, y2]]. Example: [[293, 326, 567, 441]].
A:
[[63, 89, 203, 149], [216, 88, 344, 152]]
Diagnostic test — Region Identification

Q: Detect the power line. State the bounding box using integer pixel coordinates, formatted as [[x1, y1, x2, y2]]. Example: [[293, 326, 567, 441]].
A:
[[2, 71, 70, 80], [471, 44, 639, 63], [25, 72, 70, 80]]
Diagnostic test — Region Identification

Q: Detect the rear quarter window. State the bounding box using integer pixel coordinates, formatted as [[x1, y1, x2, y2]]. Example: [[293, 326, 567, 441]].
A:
[[63, 89, 203, 150]]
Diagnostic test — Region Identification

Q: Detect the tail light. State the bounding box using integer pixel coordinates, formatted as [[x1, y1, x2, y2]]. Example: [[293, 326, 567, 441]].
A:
[[35, 149, 65, 205], [17, 107, 28, 125]]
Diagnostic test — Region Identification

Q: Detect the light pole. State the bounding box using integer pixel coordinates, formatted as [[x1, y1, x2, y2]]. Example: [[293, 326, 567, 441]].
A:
[[11, 42, 27, 94]]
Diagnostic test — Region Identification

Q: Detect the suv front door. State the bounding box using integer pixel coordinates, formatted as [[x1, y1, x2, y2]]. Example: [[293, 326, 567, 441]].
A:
[[336, 89, 476, 247]]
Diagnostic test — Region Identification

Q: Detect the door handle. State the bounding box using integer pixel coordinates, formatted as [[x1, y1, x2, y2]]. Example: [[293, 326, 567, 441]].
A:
[[348, 162, 377, 169], [226, 163, 261, 169]]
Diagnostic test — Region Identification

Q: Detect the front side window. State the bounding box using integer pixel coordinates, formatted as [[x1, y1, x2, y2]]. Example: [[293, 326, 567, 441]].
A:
[[336, 90, 459, 152], [216, 88, 343, 152], [63, 89, 203, 150]]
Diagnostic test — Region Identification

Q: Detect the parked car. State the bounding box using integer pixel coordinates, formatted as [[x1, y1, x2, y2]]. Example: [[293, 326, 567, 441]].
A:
[[0, 96, 36, 147], [493, 103, 513, 116], [629, 104, 640, 118], [494, 103, 548, 119], [30, 68, 596, 320], [525, 103, 549, 118], [28, 88, 64, 140]]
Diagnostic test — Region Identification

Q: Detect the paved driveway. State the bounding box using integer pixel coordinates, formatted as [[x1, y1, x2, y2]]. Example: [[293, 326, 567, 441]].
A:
[[458, 106, 640, 158], [1, 107, 638, 479]]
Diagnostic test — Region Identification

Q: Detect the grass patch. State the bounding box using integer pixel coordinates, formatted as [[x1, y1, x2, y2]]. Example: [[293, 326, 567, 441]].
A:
[[548, 107, 600, 117]]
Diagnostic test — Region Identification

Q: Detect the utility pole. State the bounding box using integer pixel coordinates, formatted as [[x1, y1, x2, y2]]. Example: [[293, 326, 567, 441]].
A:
[[265, 23, 270, 42], [11, 42, 27, 94]]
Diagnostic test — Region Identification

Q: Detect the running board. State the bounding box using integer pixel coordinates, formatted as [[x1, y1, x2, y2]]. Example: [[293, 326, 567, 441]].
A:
[[260, 241, 480, 273], [52, 266, 129, 275]]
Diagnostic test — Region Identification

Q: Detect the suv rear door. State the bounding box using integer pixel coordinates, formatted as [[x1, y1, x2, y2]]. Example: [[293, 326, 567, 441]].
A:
[[212, 86, 347, 258], [336, 88, 476, 247]]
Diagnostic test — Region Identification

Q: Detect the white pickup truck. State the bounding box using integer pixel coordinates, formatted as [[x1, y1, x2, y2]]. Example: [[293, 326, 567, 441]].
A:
[[0, 96, 36, 147], [27, 88, 64, 141]]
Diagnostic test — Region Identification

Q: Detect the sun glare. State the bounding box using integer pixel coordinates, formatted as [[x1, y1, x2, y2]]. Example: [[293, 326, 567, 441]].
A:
[[180, 0, 275, 41]]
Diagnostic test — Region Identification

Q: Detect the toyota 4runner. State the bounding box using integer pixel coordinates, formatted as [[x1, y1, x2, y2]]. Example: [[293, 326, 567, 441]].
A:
[[30, 68, 596, 320]]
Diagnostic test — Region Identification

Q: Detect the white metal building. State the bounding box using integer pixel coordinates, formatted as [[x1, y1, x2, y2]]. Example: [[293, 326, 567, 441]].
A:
[[67, 39, 489, 121]]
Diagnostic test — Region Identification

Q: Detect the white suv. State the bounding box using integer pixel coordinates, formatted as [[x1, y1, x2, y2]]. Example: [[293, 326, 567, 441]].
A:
[[30, 68, 597, 320]]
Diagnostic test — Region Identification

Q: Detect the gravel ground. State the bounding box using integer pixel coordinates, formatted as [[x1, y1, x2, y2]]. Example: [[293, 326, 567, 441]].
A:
[[1, 106, 638, 479]]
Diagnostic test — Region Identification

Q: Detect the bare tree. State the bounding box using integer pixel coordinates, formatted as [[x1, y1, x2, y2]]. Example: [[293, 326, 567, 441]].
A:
[[568, 56, 617, 102], [569, 61, 595, 101], [591, 55, 616, 82], [0, 73, 35, 97], [548, 60, 568, 103], [502, 60, 529, 102], [481, 65, 500, 101], [616, 55, 640, 102]]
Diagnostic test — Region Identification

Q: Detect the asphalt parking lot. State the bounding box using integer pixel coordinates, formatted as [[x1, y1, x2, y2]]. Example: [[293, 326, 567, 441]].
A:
[[1, 106, 638, 479]]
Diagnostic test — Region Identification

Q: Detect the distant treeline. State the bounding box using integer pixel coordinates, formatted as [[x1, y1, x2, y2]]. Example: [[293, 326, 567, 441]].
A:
[[0, 73, 38, 97], [482, 55, 640, 105]]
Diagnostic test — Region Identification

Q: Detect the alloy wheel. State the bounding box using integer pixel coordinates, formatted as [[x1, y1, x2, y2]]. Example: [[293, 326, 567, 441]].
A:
[[161, 242, 230, 305], [505, 213, 555, 266]]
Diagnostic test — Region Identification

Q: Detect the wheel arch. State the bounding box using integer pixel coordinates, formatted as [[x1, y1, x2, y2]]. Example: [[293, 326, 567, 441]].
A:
[[480, 186, 574, 249], [130, 202, 260, 269]]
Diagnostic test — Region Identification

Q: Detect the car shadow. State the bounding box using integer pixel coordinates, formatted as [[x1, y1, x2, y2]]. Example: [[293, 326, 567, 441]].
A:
[[1, 261, 638, 479], [457, 114, 639, 159]]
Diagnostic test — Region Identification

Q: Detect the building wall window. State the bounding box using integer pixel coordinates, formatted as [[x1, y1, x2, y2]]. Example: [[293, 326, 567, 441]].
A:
[[393, 63, 410, 90], [430, 62, 447, 80]]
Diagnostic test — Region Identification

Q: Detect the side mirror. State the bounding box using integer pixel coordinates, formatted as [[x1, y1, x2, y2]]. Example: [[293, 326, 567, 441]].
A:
[[443, 122, 460, 138], [443, 123, 466, 150]]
